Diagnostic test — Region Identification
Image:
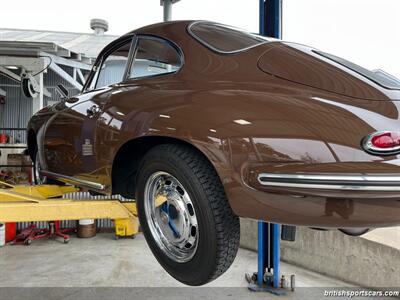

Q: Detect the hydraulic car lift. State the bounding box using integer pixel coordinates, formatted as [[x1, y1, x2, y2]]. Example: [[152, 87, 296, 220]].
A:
[[245, 0, 295, 294], [0, 180, 140, 243]]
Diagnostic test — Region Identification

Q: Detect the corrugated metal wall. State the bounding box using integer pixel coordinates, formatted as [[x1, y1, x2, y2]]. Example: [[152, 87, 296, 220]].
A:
[[0, 68, 79, 142], [16, 192, 133, 231], [0, 75, 32, 143], [42, 68, 80, 107]]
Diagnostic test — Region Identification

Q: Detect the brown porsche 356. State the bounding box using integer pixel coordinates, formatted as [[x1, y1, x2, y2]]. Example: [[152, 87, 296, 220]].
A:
[[27, 21, 400, 285]]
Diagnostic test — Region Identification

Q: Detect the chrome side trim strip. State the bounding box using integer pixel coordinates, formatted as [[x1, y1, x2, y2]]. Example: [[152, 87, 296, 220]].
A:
[[41, 170, 106, 191], [258, 173, 400, 191]]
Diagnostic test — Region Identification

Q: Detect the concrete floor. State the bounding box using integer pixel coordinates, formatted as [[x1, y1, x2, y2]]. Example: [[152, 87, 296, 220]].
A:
[[0, 233, 390, 300]]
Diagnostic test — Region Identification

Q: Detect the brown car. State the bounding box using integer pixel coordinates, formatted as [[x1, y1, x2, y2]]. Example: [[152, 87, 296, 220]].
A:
[[28, 21, 400, 285]]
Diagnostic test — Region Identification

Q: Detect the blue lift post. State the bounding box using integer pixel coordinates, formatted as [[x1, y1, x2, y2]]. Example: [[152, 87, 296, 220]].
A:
[[256, 222, 281, 289], [248, 0, 285, 294], [259, 0, 282, 39]]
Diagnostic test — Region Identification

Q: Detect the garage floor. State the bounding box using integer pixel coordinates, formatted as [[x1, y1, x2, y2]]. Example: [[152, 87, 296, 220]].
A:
[[0, 233, 377, 300]]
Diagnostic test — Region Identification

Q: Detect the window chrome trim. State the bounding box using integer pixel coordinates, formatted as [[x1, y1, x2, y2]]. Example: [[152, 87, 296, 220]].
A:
[[123, 36, 138, 81], [187, 21, 270, 55], [258, 172, 400, 191], [123, 34, 139, 82], [94, 37, 133, 90], [126, 34, 184, 81], [41, 170, 106, 191], [83, 34, 135, 92]]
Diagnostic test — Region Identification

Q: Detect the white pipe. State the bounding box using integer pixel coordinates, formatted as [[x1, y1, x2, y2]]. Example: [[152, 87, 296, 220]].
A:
[[163, 0, 172, 21], [0, 223, 5, 247]]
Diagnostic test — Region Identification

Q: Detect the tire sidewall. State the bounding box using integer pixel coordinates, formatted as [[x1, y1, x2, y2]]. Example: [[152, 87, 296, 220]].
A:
[[136, 154, 219, 285], [33, 148, 59, 186], [33, 149, 43, 185]]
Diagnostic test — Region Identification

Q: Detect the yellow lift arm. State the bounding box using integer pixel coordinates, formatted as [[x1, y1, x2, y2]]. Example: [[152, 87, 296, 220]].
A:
[[0, 181, 139, 238]]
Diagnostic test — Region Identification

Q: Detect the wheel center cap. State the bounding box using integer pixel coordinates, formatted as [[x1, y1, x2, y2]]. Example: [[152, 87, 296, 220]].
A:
[[168, 204, 179, 220]]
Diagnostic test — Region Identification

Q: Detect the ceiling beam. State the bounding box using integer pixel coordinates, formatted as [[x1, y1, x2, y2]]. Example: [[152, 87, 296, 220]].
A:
[[0, 66, 20, 81], [43, 87, 51, 98], [49, 62, 83, 90], [0, 56, 44, 72], [76, 69, 86, 85], [41, 52, 91, 70]]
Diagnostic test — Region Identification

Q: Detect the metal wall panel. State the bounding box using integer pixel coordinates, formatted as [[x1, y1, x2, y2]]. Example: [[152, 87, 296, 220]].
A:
[[0, 75, 32, 143], [0, 68, 80, 142], [42, 68, 80, 107]]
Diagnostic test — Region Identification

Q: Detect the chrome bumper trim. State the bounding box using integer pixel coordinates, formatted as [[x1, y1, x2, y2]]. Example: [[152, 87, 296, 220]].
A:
[[41, 170, 106, 191], [258, 173, 400, 191]]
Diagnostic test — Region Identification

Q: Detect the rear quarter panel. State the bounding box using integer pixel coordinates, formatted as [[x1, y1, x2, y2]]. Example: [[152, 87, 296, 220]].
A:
[[101, 69, 400, 227]]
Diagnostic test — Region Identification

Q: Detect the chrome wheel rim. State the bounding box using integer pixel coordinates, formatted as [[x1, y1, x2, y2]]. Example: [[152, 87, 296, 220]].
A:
[[144, 171, 199, 263]]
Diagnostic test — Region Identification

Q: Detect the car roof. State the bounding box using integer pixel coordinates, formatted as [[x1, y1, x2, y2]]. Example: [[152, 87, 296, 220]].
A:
[[128, 20, 193, 36], [95, 20, 192, 59]]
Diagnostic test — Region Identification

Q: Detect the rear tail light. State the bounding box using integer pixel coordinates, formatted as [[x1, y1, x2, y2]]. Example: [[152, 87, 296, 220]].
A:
[[363, 131, 400, 155]]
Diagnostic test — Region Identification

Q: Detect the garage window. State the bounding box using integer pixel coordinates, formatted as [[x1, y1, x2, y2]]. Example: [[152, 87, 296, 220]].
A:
[[129, 37, 182, 79], [188, 21, 269, 54]]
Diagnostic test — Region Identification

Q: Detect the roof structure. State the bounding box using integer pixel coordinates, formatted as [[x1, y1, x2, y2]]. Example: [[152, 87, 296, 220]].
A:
[[0, 23, 118, 119], [0, 28, 118, 62]]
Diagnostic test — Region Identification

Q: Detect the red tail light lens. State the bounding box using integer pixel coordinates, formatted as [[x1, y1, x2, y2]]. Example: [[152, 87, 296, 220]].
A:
[[363, 131, 400, 155], [371, 132, 400, 148]]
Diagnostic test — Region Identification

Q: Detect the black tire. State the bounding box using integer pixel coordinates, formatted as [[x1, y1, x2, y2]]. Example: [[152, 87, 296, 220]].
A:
[[33, 147, 59, 185], [136, 144, 240, 286], [33, 148, 44, 185]]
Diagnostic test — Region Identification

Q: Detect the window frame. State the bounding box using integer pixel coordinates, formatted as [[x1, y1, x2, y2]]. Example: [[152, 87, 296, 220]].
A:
[[83, 35, 136, 92], [187, 20, 269, 55], [83, 34, 184, 92], [126, 34, 185, 82]]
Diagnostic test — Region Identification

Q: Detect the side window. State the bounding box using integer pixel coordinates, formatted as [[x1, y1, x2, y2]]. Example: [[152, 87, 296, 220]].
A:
[[129, 37, 182, 79], [95, 40, 132, 89]]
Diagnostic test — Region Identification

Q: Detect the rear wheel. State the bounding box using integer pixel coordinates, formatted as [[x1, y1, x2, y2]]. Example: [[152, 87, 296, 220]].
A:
[[33, 148, 47, 185], [33, 148, 59, 185], [136, 144, 240, 286]]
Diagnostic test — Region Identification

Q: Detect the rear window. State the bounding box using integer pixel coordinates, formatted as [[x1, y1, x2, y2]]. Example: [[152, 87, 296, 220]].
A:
[[188, 21, 269, 54], [315, 51, 400, 90]]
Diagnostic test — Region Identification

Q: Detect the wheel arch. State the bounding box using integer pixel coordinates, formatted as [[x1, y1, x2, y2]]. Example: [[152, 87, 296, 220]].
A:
[[111, 135, 226, 199], [27, 129, 37, 160]]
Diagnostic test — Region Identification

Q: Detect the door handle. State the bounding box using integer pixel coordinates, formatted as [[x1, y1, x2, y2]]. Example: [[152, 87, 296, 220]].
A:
[[86, 105, 101, 118]]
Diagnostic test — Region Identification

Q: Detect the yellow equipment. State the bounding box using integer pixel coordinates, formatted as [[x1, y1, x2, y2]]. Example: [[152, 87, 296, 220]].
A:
[[0, 181, 139, 239]]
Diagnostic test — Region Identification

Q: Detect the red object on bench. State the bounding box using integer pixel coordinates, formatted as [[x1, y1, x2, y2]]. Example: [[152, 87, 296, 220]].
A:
[[0, 134, 7, 144]]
